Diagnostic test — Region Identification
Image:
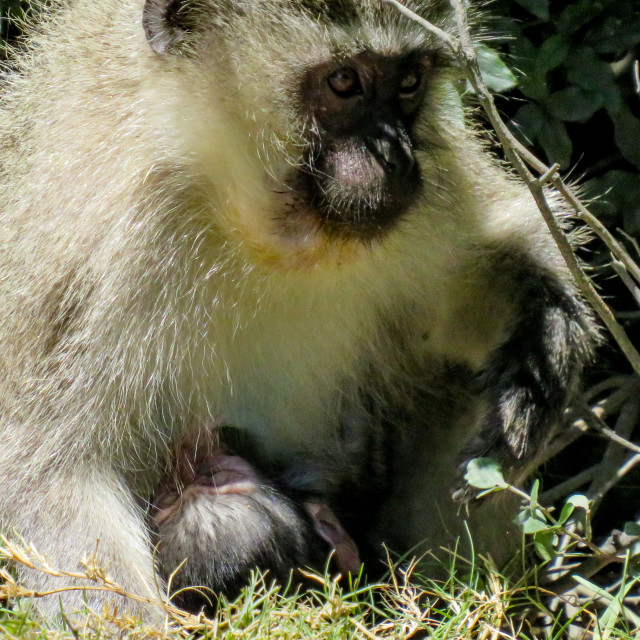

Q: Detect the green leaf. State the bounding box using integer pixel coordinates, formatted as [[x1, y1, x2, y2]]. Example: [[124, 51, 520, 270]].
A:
[[583, 170, 640, 231], [609, 104, 640, 171], [566, 494, 590, 511], [559, 495, 589, 525], [530, 479, 540, 505], [464, 458, 507, 489], [536, 35, 570, 73], [533, 530, 556, 561], [508, 36, 537, 74], [475, 44, 517, 93], [514, 509, 553, 534], [537, 114, 572, 168], [518, 74, 548, 102], [586, 15, 640, 56], [558, 502, 575, 525], [564, 46, 620, 110], [509, 103, 545, 146], [514, 0, 549, 20], [624, 522, 640, 537], [557, 0, 604, 35], [546, 86, 604, 122], [565, 47, 613, 90]]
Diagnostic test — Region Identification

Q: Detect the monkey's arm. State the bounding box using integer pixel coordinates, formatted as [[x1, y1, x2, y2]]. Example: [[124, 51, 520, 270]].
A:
[[458, 248, 598, 483]]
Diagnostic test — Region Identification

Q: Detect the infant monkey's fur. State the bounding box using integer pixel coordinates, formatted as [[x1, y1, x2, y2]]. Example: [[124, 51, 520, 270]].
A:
[[152, 437, 360, 611], [0, 0, 598, 618]]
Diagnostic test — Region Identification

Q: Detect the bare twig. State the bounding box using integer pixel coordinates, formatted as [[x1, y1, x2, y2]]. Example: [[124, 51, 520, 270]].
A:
[[611, 257, 640, 308], [549, 530, 640, 599], [588, 396, 640, 510], [593, 376, 640, 417], [590, 452, 640, 512], [384, 0, 457, 50], [578, 400, 640, 456], [583, 375, 635, 403], [619, 228, 640, 260]]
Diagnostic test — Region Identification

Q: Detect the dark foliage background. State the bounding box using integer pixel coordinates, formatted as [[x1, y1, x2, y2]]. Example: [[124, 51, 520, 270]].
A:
[[485, 0, 640, 282], [477, 1, 640, 375], [477, 0, 640, 545]]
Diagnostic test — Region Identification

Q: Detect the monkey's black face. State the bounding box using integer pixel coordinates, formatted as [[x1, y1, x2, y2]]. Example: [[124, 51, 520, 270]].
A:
[[295, 53, 429, 238], [142, 0, 448, 248]]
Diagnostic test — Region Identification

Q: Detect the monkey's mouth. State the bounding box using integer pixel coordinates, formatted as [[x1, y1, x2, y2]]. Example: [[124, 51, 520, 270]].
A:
[[290, 140, 422, 239]]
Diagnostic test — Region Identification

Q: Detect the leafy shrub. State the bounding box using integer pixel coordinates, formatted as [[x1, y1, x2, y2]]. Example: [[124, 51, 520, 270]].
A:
[[487, 0, 640, 235]]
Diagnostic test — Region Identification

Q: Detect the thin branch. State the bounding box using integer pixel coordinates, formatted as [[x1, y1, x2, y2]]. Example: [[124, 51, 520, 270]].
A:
[[540, 464, 599, 505], [453, 0, 640, 378], [578, 400, 640, 456], [583, 375, 635, 403], [611, 256, 640, 307], [588, 396, 640, 510], [536, 378, 640, 466], [593, 376, 640, 416], [384, 0, 457, 50], [487, 120, 640, 289], [590, 451, 640, 512], [548, 530, 640, 599]]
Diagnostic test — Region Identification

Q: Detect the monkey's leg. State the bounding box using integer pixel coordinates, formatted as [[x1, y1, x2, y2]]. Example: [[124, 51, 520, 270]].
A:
[[369, 255, 597, 564], [5, 465, 159, 619]]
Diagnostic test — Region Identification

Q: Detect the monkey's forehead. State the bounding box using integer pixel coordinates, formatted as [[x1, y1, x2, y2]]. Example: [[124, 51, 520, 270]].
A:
[[226, 0, 455, 59], [295, 0, 450, 26]]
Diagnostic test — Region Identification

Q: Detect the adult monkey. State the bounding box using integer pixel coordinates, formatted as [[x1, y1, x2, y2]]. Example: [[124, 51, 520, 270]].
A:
[[0, 0, 597, 617]]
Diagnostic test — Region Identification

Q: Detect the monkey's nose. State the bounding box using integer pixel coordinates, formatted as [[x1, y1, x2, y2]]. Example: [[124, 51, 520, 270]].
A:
[[364, 123, 415, 175]]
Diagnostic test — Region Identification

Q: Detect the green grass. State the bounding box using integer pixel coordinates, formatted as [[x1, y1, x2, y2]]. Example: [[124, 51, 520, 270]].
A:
[[1, 538, 637, 639]]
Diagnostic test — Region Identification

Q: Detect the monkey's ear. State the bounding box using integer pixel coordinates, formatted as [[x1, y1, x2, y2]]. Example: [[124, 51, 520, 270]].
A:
[[305, 502, 362, 575], [143, 0, 194, 54]]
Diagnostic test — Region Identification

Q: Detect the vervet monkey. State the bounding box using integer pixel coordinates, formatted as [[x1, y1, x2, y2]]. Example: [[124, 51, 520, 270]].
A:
[[0, 0, 598, 618], [152, 438, 361, 611]]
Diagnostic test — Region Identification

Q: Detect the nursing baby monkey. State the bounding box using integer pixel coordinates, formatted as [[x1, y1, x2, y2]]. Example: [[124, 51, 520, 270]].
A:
[[152, 434, 361, 610], [0, 0, 598, 618]]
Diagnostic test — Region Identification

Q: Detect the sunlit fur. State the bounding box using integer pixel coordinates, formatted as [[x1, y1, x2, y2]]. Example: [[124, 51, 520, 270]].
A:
[[0, 0, 597, 616]]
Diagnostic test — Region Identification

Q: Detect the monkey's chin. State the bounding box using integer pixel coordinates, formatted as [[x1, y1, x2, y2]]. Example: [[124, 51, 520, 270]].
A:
[[281, 162, 421, 245], [228, 195, 372, 272], [227, 175, 412, 272]]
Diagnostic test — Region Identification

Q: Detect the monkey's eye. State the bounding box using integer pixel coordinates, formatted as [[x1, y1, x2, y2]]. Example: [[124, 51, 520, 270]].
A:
[[398, 68, 421, 96], [327, 67, 363, 98]]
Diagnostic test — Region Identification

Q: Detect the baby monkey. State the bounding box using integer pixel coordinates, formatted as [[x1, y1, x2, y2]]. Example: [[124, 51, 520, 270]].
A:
[[151, 438, 361, 611]]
